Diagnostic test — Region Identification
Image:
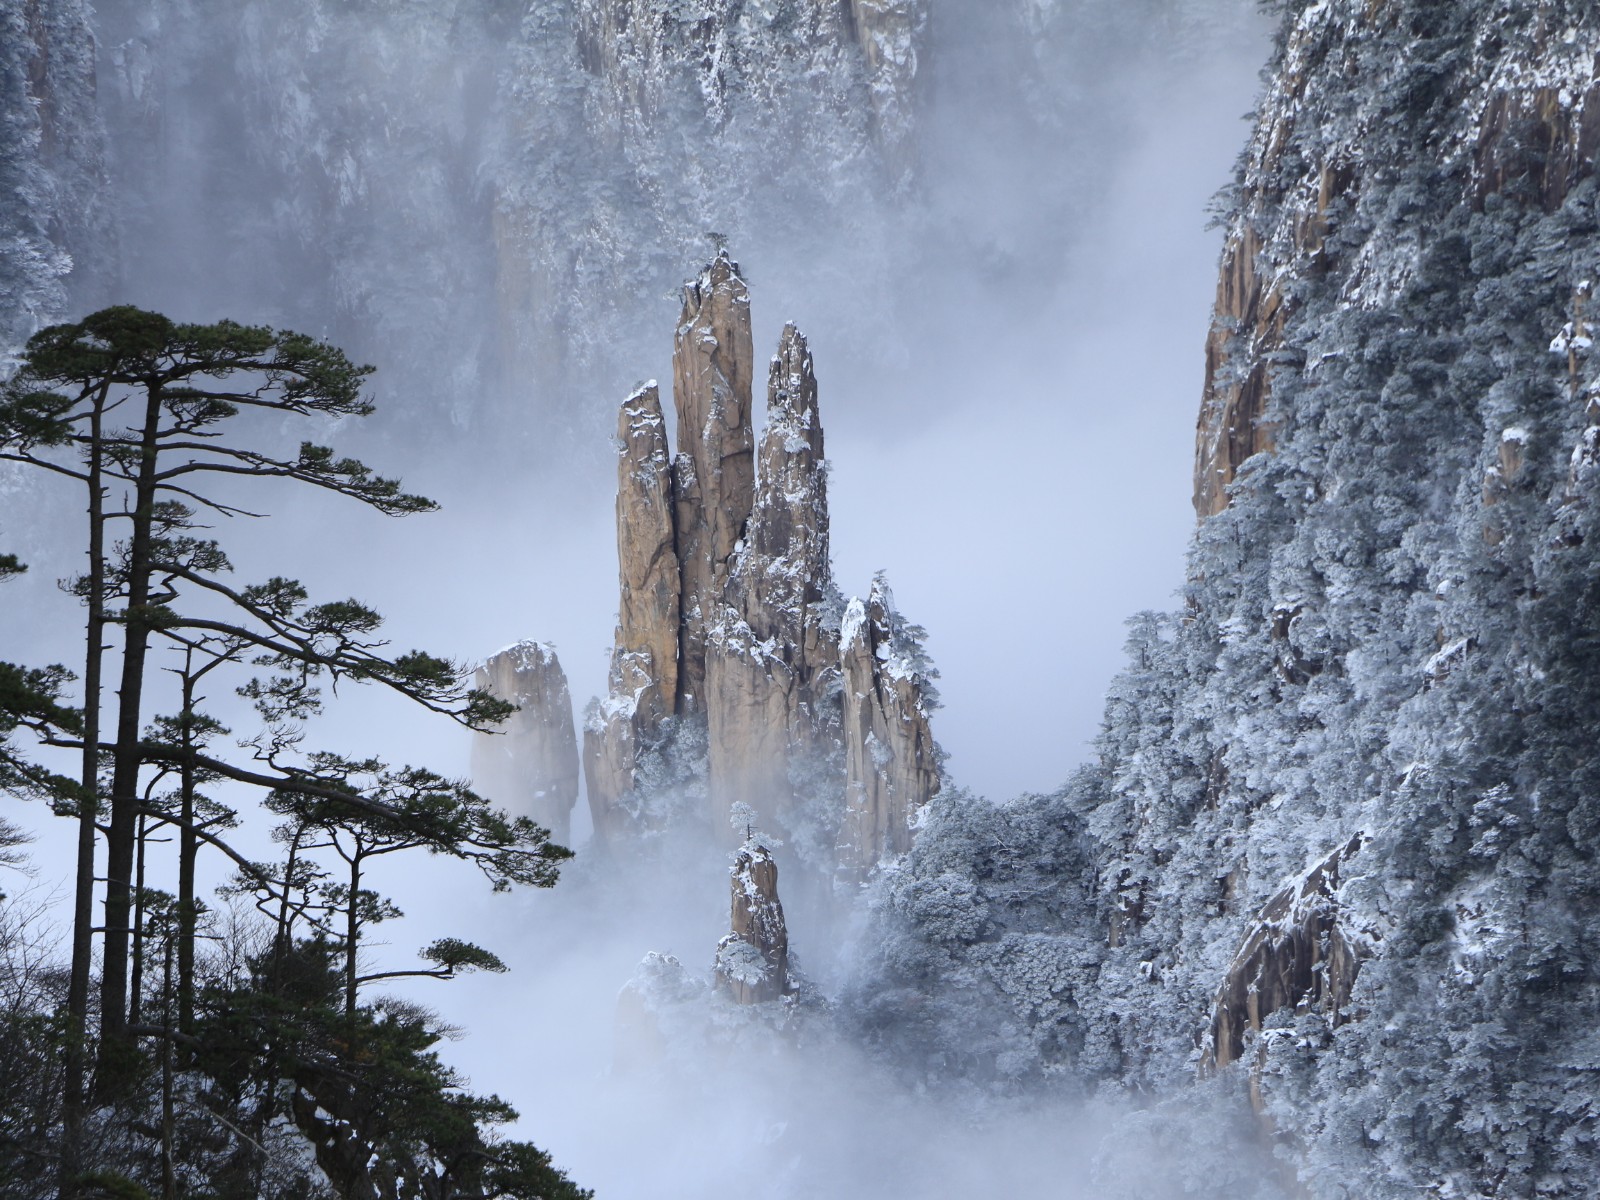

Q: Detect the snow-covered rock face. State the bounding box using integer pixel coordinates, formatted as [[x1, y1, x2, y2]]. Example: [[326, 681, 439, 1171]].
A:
[[837, 577, 940, 882], [714, 842, 790, 1003], [0, 0, 108, 363], [471, 641, 581, 844], [493, 0, 919, 422], [1195, 0, 1600, 518], [672, 251, 757, 715], [1203, 834, 1368, 1076], [705, 322, 842, 851]]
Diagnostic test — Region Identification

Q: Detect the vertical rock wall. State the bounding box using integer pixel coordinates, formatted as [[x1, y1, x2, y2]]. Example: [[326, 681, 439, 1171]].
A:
[[613, 381, 681, 727], [471, 642, 581, 845], [713, 843, 790, 1004], [671, 251, 755, 714], [583, 254, 940, 874], [585, 381, 681, 844], [836, 577, 940, 881]]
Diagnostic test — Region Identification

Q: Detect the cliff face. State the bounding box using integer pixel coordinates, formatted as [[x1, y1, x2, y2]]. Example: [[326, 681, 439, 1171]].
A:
[[1194, 1, 1600, 518], [0, 0, 108, 358], [494, 0, 926, 412], [837, 578, 940, 881], [859, 4, 1600, 1193], [585, 253, 939, 877], [671, 253, 755, 714], [471, 642, 581, 845]]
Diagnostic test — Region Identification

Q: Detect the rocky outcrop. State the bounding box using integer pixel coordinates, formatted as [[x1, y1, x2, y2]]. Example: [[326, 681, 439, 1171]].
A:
[[705, 624, 801, 845], [671, 251, 755, 714], [612, 381, 681, 727], [583, 256, 939, 874], [471, 642, 581, 845], [734, 325, 831, 658], [582, 696, 638, 847], [1194, 5, 1600, 518], [1193, 222, 1282, 518], [1204, 836, 1368, 1082], [584, 383, 682, 844], [837, 576, 940, 882], [714, 843, 790, 1004], [707, 324, 840, 843]]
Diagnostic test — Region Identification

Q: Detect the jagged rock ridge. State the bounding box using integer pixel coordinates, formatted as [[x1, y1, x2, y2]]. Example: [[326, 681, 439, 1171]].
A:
[[581, 252, 939, 876]]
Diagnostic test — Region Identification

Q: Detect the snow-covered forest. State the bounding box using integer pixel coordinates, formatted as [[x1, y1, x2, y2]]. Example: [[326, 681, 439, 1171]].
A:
[[4, 1, 1600, 1197]]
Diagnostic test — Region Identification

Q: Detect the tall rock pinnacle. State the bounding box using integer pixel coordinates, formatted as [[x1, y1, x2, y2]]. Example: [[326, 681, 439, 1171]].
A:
[[585, 382, 683, 844], [714, 843, 791, 1004], [739, 324, 831, 657], [837, 576, 940, 882], [672, 250, 756, 714], [471, 642, 581, 845], [613, 382, 681, 730], [707, 324, 839, 846], [579, 252, 940, 878]]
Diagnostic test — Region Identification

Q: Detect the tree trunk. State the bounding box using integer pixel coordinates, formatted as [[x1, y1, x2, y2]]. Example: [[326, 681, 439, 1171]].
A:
[[177, 664, 197, 1035], [101, 378, 166, 1055], [61, 380, 110, 1200], [160, 928, 176, 1200], [129, 811, 148, 1027], [345, 852, 362, 1020]]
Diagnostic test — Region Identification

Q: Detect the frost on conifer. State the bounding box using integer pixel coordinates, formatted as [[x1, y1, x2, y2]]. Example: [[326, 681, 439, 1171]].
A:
[[849, 5, 1600, 1192]]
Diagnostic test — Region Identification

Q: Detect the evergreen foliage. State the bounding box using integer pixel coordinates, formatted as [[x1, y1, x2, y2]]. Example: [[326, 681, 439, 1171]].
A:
[[0, 308, 585, 1199], [850, 2, 1600, 1194]]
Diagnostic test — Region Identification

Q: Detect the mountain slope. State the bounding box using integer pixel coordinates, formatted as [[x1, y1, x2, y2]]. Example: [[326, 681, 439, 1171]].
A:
[[860, 3, 1600, 1193]]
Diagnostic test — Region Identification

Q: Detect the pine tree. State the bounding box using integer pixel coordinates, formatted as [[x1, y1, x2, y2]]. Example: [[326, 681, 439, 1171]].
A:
[[1, 306, 584, 1199]]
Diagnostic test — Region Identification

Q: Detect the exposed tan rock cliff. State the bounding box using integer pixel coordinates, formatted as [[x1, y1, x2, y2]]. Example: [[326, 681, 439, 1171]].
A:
[[707, 325, 840, 845], [583, 382, 683, 846], [705, 621, 798, 845], [471, 642, 581, 845], [613, 381, 681, 730], [671, 250, 755, 713], [582, 699, 635, 848], [837, 576, 940, 882], [1194, 223, 1283, 518], [1195, 6, 1600, 518], [714, 843, 790, 1004], [583, 256, 939, 876], [1204, 835, 1367, 1079]]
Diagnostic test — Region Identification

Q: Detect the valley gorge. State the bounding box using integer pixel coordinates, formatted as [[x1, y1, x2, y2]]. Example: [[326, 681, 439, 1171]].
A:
[[4, 1, 1600, 1197]]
